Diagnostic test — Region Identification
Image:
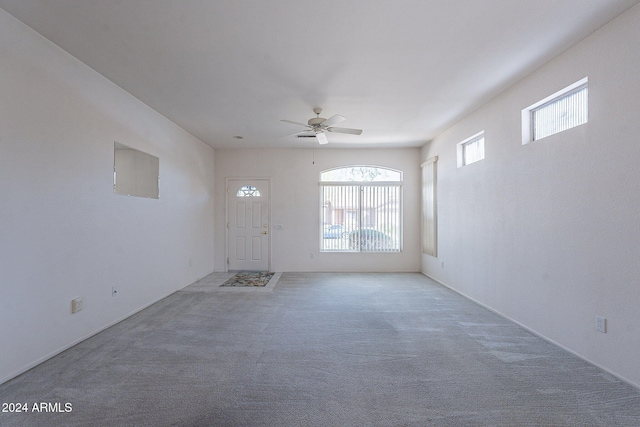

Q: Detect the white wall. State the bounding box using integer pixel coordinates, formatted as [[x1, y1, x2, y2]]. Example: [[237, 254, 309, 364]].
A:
[[214, 148, 421, 272], [0, 10, 215, 384], [421, 4, 640, 387]]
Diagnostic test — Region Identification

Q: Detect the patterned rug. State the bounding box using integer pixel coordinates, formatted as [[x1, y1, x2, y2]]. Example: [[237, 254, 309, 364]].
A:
[[220, 271, 275, 287]]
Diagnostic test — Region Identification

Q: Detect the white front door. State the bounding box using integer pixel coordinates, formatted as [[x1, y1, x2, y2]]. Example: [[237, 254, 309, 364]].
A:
[[227, 179, 270, 271]]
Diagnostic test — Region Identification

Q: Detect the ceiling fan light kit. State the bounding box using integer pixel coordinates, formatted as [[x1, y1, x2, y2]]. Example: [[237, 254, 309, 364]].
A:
[[281, 107, 362, 145]]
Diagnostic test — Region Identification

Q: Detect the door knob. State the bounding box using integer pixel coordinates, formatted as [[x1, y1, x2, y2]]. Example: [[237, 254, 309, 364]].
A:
[[262, 231, 268, 235]]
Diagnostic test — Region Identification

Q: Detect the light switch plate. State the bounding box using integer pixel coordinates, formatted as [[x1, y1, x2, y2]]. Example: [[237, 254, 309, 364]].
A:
[[596, 316, 606, 333]]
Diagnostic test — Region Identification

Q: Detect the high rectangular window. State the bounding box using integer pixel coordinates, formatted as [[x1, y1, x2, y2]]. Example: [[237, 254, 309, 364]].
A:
[[522, 77, 588, 144], [457, 131, 485, 167]]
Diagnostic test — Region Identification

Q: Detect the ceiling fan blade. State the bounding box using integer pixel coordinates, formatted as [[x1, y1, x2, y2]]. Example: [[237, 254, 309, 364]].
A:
[[320, 114, 346, 128], [291, 130, 316, 138], [282, 130, 316, 138], [281, 119, 310, 128], [316, 132, 329, 145], [327, 126, 363, 135]]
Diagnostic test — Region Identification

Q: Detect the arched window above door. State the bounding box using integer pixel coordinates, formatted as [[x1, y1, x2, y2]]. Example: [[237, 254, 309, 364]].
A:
[[236, 185, 261, 197]]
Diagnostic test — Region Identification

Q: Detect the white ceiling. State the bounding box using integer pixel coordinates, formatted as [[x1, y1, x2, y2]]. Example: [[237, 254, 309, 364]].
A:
[[1, 0, 638, 149]]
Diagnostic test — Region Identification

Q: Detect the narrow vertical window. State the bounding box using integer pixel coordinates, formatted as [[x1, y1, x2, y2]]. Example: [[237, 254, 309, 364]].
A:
[[421, 156, 437, 256]]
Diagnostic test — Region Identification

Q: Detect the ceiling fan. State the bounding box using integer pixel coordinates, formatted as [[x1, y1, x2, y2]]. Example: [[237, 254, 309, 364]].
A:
[[281, 107, 362, 145]]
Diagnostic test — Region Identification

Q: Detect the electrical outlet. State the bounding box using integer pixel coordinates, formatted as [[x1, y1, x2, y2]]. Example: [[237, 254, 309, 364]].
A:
[[71, 297, 83, 314], [112, 286, 118, 297], [596, 316, 606, 333]]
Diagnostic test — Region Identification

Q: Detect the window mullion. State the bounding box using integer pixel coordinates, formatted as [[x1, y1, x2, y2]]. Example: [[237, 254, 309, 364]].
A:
[[358, 185, 363, 252]]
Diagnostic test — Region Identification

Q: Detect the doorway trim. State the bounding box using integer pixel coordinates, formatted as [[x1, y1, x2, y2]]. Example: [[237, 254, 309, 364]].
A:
[[225, 177, 271, 272]]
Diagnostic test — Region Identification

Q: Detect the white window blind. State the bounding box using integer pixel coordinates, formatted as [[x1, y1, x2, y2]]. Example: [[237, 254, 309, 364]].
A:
[[522, 77, 588, 144], [457, 131, 485, 168], [321, 184, 401, 252], [462, 135, 484, 166], [421, 156, 437, 256], [320, 166, 402, 253], [532, 85, 588, 141]]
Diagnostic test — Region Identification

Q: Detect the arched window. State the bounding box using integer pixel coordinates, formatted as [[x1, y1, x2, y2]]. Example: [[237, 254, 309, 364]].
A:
[[320, 166, 402, 252], [236, 185, 261, 197]]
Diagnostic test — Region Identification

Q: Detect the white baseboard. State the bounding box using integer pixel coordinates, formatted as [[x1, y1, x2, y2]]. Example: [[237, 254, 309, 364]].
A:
[[1, 272, 211, 386], [420, 272, 640, 391]]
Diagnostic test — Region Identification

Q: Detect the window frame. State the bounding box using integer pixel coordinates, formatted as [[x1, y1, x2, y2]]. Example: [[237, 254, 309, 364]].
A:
[[236, 185, 261, 197], [456, 131, 485, 168], [421, 156, 438, 257], [521, 77, 588, 145], [319, 166, 403, 253]]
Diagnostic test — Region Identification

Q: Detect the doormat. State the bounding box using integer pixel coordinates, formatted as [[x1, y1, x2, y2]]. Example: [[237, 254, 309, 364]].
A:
[[221, 271, 275, 287]]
